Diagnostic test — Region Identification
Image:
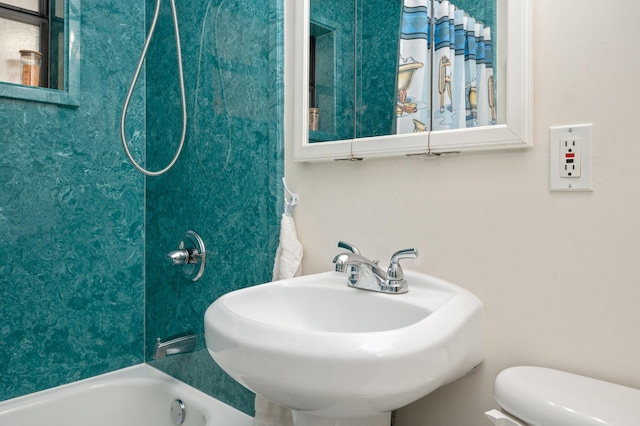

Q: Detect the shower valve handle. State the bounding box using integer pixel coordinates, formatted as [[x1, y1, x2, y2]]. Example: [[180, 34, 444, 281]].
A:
[[166, 249, 191, 266], [165, 231, 207, 281]]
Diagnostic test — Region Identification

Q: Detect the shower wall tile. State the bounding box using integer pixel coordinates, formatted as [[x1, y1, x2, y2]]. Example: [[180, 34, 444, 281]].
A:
[[0, 0, 145, 402], [1, 0, 284, 409], [144, 0, 284, 416]]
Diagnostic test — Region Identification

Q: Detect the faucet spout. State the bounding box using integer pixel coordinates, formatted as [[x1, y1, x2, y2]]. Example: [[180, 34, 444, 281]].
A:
[[153, 333, 196, 359], [332, 253, 387, 283]]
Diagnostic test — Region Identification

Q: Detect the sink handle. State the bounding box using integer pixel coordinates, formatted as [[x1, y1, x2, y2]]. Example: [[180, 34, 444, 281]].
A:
[[387, 248, 418, 282]]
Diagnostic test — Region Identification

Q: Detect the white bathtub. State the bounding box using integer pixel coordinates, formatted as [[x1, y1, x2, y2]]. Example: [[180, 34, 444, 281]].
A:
[[0, 364, 253, 426]]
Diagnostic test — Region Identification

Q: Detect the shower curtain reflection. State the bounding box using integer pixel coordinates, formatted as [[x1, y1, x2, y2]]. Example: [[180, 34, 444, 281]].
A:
[[396, 0, 496, 133]]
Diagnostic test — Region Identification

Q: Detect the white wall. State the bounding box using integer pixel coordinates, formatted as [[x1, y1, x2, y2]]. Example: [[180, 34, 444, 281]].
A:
[[286, 0, 640, 424]]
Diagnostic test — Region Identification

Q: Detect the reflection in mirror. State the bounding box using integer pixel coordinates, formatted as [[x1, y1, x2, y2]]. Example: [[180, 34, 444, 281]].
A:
[[0, 0, 78, 106], [308, 0, 355, 143], [309, 18, 345, 141], [308, 0, 498, 142], [291, 0, 531, 161], [309, 0, 402, 143]]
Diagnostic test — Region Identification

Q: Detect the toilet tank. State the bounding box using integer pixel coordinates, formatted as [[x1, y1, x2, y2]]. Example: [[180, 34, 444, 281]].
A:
[[494, 366, 640, 426]]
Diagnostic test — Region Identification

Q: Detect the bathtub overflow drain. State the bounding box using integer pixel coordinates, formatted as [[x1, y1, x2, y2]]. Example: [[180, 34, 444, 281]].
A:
[[170, 399, 186, 425]]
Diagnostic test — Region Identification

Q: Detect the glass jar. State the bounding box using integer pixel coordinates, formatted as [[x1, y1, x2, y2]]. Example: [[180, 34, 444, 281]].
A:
[[19, 50, 42, 87]]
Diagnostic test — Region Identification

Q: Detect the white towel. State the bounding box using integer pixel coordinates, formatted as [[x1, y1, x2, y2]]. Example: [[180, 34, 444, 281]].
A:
[[252, 213, 302, 426], [271, 213, 303, 280]]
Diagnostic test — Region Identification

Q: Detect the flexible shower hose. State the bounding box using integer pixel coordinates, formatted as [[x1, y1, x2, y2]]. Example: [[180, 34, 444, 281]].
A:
[[120, 0, 187, 176]]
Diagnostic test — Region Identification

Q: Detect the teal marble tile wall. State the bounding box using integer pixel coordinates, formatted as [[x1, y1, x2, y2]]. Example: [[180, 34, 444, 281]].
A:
[[144, 0, 284, 416], [0, 0, 145, 401], [0, 0, 284, 411]]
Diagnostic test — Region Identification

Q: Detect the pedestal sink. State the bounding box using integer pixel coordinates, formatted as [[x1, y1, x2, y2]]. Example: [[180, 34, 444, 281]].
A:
[[204, 271, 484, 426]]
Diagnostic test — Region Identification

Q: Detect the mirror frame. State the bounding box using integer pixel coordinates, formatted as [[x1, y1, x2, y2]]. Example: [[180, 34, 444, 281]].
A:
[[288, 0, 532, 162], [0, 0, 80, 107]]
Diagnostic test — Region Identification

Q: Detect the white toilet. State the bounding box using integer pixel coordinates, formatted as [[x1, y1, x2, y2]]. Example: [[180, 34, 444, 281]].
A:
[[485, 366, 640, 426]]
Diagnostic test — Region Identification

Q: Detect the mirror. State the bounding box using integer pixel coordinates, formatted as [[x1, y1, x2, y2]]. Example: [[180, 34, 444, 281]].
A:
[[0, 0, 80, 106], [290, 0, 531, 161]]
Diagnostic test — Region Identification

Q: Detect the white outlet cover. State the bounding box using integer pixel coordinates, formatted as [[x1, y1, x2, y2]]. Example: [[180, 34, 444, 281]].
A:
[[549, 124, 593, 191]]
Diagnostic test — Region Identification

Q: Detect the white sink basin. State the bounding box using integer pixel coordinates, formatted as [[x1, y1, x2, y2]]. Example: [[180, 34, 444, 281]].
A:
[[204, 271, 484, 423]]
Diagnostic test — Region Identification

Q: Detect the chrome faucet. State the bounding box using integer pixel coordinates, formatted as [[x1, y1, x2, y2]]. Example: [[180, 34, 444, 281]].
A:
[[332, 242, 418, 294], [153, 333, 196, 359]]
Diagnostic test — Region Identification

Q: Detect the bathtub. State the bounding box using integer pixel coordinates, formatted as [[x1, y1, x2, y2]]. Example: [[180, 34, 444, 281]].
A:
[[0, 364, 253, 426]]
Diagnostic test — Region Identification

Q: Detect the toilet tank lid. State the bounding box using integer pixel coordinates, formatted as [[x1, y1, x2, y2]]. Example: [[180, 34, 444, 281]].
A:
[[494, 366, 640, 426]]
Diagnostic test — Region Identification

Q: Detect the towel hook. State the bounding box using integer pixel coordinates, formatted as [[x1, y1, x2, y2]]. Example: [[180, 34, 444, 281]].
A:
[[283, 178, 299, 216]]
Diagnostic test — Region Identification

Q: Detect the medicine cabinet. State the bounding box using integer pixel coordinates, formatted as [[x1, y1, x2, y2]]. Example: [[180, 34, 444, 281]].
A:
[[288, 0, 532, 161]]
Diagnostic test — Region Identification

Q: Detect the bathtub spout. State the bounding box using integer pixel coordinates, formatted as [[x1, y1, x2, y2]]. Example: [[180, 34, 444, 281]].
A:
[[153, 333, 196, 359]]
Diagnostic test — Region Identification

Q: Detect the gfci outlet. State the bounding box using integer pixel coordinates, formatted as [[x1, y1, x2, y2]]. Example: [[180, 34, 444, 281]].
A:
[[550, 124, 593, 191], [559, 138, 581, 178]]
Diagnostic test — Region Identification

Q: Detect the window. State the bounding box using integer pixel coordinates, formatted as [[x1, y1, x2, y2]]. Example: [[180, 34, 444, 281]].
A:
[[0, 0, 65, 90]]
